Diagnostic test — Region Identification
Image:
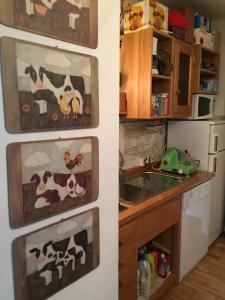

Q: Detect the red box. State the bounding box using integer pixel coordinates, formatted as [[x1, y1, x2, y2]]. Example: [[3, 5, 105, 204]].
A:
[[168, 10, 187, 29]]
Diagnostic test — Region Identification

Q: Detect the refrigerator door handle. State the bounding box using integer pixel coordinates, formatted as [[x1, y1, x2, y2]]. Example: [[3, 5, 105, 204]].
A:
[[208, 155, 218, 173], [209, 134, 219, 154]]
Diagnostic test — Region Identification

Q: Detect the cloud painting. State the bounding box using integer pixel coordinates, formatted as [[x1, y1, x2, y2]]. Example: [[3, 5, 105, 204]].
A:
[[80, 142, 92, 153], [24, 152, 50, 168]]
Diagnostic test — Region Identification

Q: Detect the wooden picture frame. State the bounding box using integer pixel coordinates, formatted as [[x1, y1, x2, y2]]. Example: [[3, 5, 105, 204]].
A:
[[0, 37, 99, 133], [0, 0, 98, 48], [7, 137, 99, 228], [13, 208, 99, 300]]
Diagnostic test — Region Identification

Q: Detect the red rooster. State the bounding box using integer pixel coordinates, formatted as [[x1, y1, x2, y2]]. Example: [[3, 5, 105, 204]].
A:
[[64, 151, 83, 171]]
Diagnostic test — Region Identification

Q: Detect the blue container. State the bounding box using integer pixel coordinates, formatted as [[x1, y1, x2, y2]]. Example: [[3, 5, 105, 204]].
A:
[[195, 13, 211, 33]]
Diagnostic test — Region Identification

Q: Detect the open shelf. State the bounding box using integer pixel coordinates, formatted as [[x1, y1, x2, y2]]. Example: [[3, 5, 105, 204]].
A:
[[153, 28, 172, 40], [138, 226, 177, 300], [200, 68, 218, 76], [149, 272, 172, 298], [152, 74, 171, 80], [193, 43, 220, 94], [195, 90, 217, 95], [202, 46, 219, 56]]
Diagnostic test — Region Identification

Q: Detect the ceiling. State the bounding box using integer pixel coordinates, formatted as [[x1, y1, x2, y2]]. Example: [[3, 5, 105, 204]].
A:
[[160, 0, 225, 20]]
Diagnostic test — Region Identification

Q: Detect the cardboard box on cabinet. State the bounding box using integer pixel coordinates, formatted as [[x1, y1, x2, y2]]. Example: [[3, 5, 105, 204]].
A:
[[149, 0, 168, 31], [194, 28, 214, 50], [124, 0, 149, 33]]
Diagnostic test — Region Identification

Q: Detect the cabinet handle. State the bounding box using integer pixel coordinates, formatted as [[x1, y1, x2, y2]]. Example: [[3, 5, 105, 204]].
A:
[[176, 90, 180, 95], [119, 260, 125, 268], [213, 156, 217, 173]]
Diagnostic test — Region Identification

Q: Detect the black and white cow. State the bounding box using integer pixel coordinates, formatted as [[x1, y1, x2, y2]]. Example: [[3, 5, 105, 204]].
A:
[[66, 173, 87, 198], [25, 65, 58, 114], [29, 230, 87, 286], [30, 170, 69, 208], [25, 65, 85, 116], [40, 66, 84, 116]]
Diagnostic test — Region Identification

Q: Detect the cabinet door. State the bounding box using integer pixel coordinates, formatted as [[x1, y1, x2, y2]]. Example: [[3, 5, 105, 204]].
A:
[[138, 28, 152, 119], [120, 32, 139, 118], [120, 28, 152, 119], [172, 40, 193, 116]]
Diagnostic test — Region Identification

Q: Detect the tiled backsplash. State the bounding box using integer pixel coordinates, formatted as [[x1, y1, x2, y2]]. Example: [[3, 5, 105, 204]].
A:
[[119, 121, 166, 170]]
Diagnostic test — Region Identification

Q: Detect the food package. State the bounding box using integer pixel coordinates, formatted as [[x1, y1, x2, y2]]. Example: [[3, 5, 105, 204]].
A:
[[124, 0, 149, 33], [194, 28, 214, 49], [195, 13, 211, 33], [149, 0, 168, 31]]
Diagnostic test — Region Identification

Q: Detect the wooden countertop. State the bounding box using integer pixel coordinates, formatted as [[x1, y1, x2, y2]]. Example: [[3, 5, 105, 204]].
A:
[[119, 170, 214, 226]]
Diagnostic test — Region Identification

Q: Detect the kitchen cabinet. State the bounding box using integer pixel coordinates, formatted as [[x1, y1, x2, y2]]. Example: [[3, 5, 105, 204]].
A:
[[119, 220, 137, 300], [120, 28, 152, 119], [120, 28, 195, 119], [151, 29, 173, 118], [119, 195, 181, 300], [171, 39, 194, 117], [192, 45, 220, 95]]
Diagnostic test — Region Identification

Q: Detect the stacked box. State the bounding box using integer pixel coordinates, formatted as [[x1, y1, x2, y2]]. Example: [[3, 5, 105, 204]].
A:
[[124, 0, 149, 33], [195, 13, 211, 32], [149, 1, 168, 31], [194, 28, 214, 49]]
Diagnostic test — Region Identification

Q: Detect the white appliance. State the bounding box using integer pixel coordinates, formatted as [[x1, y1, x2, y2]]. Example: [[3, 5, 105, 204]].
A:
[[180, 181, 211, 281], [190, 94, 215, 119], [168, 119, 225, 245]]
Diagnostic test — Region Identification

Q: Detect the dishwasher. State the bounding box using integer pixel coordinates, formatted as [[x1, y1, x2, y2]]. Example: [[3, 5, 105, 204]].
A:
[[179, 181, 211, 281]]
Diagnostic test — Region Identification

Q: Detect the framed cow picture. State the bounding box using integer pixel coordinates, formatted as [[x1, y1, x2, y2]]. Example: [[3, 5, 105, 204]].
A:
[[13, 208, 99, 300], [0, 37, 99, 133], [7, 137, 99, 228], [0, 0, 98, 48]]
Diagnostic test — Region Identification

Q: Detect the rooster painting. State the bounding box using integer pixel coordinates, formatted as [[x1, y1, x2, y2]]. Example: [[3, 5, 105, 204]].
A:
[[64, 151, 83, 171]]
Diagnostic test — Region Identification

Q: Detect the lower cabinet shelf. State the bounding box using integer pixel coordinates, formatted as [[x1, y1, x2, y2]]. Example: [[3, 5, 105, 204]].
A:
[[119, 195, 181, 300], [150, 272, 172, 297]]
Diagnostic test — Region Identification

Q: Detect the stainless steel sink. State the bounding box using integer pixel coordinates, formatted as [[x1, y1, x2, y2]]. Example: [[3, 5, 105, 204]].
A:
[[120, 172, 185, 205]]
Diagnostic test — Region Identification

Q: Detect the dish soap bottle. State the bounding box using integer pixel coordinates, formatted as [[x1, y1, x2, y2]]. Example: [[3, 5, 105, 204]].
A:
[[138, 253, 151, 300]]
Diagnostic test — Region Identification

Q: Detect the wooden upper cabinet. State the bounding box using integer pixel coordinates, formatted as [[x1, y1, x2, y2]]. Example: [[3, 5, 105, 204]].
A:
[[171, 39, 193, 117], [120, 28, 153, 119], [120, 28, 195, 119], [137, 29, 152, 119], [192, 45, 220, 95]]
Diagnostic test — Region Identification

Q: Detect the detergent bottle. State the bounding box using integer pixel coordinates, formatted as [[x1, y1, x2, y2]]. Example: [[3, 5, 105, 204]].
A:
[[138, 253, 151, 300]]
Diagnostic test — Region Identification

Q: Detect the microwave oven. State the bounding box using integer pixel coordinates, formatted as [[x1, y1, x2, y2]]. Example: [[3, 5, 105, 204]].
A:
[[190, 94, 215, 119]]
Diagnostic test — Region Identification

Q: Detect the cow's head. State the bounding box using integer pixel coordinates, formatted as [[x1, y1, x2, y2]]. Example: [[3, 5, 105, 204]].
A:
[[25, 65, 44, 89], [29, 241, 55, 270], [30, 171, 52, 191]]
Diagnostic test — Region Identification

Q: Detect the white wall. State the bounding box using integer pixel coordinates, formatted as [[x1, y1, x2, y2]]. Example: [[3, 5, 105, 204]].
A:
[[0, 1, 119, 300], [212, 20, 225, 115]]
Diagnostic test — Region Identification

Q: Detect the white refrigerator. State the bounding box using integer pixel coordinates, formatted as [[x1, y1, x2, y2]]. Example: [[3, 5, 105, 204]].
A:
[[168, 119, 225, 245]]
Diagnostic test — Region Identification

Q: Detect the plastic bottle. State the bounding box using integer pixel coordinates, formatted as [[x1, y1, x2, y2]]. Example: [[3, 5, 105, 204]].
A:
[[138, 253, 151, 300], [146, 253, 156, 289], [157, 253, 168, 278]]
